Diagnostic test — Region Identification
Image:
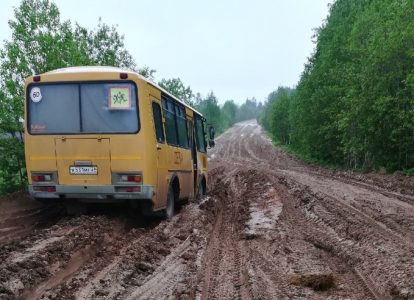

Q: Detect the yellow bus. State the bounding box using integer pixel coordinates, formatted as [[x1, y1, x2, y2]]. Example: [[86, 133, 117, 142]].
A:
[[24, 66, 215, 217]]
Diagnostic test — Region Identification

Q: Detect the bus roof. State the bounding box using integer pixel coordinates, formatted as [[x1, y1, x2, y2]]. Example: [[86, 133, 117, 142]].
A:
[[44, 66, 203, 117]]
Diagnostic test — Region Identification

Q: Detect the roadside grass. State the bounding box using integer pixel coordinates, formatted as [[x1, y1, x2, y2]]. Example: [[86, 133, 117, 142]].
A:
[[262, 130, 359, 173], [263, 130, 414, 177]]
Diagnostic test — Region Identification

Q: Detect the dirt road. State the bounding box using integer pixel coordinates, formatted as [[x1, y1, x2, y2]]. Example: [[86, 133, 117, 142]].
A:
[[0, 120, 413, 299]]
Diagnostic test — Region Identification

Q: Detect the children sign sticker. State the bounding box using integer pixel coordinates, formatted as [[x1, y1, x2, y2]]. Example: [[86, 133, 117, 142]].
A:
[[109, 87, 131, 109]]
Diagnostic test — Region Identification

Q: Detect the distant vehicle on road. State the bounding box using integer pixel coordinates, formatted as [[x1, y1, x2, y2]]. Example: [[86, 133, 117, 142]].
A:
[[24, 66, 215, 217]]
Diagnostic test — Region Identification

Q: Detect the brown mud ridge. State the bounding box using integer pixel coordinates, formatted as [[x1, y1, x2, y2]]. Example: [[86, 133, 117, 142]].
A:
[[0, 120, 413, 299]]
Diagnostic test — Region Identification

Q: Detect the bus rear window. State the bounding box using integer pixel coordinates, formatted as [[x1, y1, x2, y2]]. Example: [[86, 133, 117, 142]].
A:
[[27, 82, 139, 134]]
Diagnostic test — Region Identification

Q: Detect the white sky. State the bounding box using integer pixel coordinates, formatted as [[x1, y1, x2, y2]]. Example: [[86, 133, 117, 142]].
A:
[[0, 0, 332, 104]]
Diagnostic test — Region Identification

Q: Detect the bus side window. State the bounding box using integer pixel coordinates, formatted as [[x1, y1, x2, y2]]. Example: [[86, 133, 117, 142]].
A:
[[176, 105, 189, 148], [152, 102, 165, 143], [162, 98, 179, 145]]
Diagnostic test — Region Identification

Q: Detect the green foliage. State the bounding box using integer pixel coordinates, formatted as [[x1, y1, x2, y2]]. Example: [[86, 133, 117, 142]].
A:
[[158, 77, 264, 135], [0, 0, 142, 194], [138, 66, 156, 81], [221, 100, 238, 128], [0, 137, 25, 193], [262, 0, 414, 172], [259, 87, 293, 135], [159, 77, 194, 106], [195, 92, 224, 133], [269, 88, 292, 145], [195, 93, 263, 135], [236, 98, 263, 123]]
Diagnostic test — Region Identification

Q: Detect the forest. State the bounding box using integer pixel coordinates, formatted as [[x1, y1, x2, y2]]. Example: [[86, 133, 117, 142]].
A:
[[0, 0, 263, 194], [4, 0, 411, 194], [261, 0, 414, 173]]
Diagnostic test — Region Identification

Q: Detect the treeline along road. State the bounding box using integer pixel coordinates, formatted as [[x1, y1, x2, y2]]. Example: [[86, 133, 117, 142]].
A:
[[0, 120, 413, 299]]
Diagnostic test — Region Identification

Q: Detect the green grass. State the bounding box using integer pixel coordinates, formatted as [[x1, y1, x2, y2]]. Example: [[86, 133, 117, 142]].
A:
[[263, 130, 413, 176], [262, 130, 352, 172]]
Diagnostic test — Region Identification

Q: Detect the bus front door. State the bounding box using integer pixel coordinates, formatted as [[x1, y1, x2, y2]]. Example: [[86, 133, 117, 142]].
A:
[[151, 99, 169, 210], [188, 119, 198, 197]]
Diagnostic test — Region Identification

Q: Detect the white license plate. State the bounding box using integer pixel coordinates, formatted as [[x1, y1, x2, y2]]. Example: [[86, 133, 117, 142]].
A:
[[69, 166, 98, 175]]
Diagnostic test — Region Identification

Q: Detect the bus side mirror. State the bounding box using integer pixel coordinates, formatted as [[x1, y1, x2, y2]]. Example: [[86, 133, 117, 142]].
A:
[[208, 126, 215, 148]]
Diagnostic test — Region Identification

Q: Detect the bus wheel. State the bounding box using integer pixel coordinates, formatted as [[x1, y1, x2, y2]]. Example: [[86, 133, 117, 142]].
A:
[[164, 186, 175, 219], [64, 201, 87, 216], [197, 179, 205, 201]]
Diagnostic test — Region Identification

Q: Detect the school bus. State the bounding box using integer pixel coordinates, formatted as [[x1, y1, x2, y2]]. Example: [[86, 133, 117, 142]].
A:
[[24, 66, 215, 217]]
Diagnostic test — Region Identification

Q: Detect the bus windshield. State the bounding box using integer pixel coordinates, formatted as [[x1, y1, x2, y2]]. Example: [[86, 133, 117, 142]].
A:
[[27, 82, 139, 134]]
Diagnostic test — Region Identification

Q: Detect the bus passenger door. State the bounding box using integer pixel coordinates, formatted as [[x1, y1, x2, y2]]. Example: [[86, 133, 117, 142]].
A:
[[151, 100, 168, 210], [188, 119, 198, 197]]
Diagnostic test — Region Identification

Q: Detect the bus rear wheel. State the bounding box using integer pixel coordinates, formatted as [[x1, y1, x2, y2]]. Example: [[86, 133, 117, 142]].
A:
[[163, 186, 175, 219], [196, 178, 206, 201], [64, 201, 87, 216]]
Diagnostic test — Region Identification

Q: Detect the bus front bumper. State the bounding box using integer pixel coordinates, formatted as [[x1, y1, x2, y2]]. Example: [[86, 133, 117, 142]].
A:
[[28, 184, 153, 201]]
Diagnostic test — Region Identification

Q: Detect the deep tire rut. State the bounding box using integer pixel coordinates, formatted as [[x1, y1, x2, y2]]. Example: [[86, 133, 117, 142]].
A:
[[0, 120, 413, 299]]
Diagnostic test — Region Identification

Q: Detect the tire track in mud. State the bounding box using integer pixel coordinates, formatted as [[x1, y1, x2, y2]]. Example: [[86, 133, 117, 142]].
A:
[[196, 172, 252, 299], [0, 213, 144, 299], [0, 193, 63, 245], [204, 120, 413, 299], [194, 165, 374, 299], [236, 124, 414, 251], [0, 119, 413, 299], [266, 173, 386, 300], [0, 185, 223, 299], [0, 207, 61, 245], [50, 202, 216, 300]]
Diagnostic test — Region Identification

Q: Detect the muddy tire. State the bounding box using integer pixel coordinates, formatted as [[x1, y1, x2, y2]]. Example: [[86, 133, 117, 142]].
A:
[[64, 201, 87, 216], [163, 186, 175, 219], [196, 180, 205, 201]]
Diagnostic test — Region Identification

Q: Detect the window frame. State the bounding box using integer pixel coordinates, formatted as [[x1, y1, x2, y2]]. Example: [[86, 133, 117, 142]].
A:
[[161, 94, 190, 149], [175, 106, 189, 148], [162, 97, 179, 146], [26, 80, 140, 135]]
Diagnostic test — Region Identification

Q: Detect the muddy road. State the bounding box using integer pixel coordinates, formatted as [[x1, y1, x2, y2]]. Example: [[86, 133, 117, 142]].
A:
[[1, 120, 414, 299]]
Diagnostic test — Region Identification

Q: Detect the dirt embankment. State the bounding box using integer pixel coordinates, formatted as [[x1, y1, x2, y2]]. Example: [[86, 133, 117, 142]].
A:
[[0, 120, 413, 299]]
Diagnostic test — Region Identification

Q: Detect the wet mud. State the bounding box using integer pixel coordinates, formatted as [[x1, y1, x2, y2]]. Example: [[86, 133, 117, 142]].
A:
[[0, 120, 413, 299]]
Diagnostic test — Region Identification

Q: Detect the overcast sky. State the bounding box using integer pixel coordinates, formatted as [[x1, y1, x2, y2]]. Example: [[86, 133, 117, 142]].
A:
[[0, 0, 332, 104]]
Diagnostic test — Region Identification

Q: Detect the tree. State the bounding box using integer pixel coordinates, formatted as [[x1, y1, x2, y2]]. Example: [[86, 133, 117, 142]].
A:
[[196, 92, 223, 133], [0, 0, 146, 193], [261, 87, 294, 133], [159, 77, 194, 106], [262, 0, 414, 172], [269, 88, 293, 144], [138, 66, 156, 81], [237, 97, 263, 122], [221, 100, 238, 128]]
